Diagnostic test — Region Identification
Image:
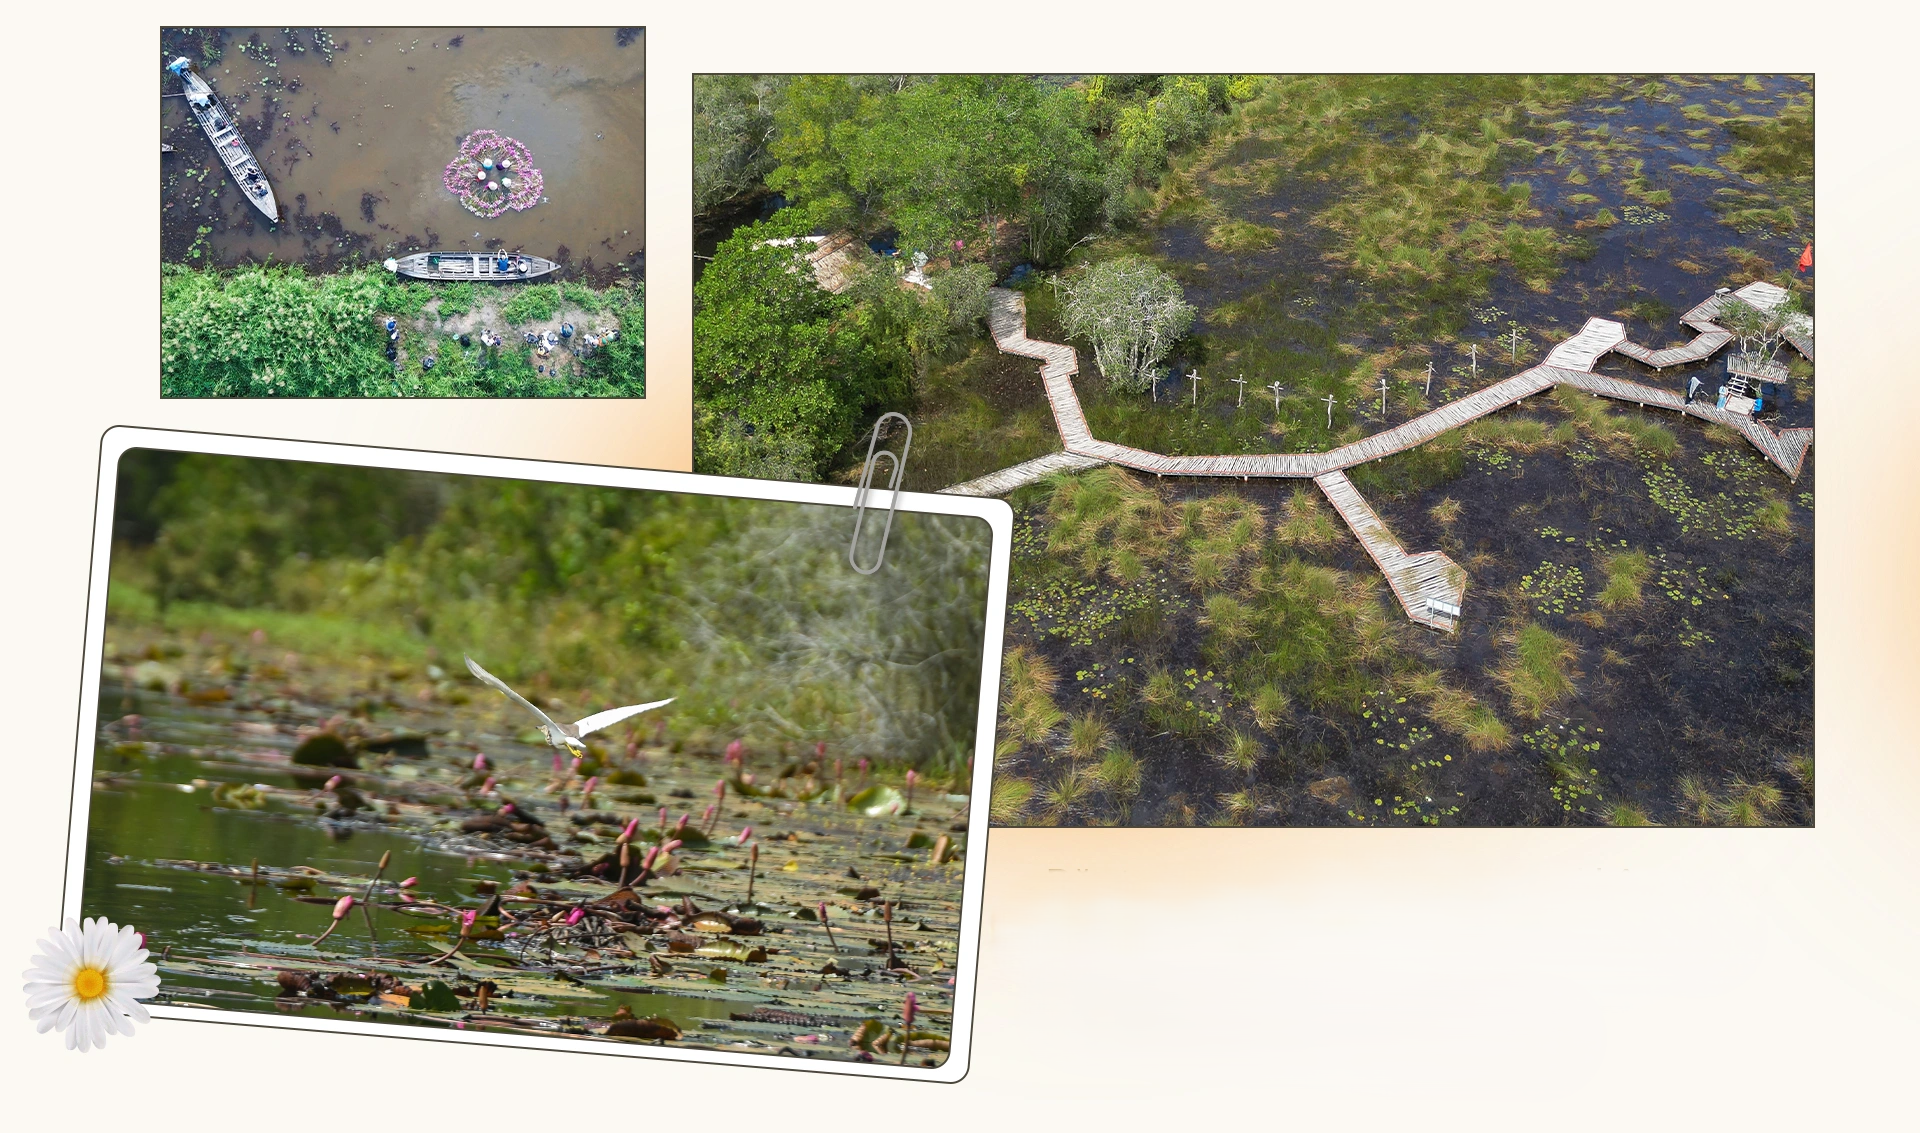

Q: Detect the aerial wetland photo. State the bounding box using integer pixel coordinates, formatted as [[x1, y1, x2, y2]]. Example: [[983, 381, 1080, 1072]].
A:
[[160, 27, 645, 398], [692, 74, 1814, 828], [83, 450, 989, 1064]]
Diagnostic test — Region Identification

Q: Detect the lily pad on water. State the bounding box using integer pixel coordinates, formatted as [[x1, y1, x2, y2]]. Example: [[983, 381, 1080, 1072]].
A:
[[409, 979, 461, 1012], [694, 939, 767, 963], [846, 785, 905, 816]]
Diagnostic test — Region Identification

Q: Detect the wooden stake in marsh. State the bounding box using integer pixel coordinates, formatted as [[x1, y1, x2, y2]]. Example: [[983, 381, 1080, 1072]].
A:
[[746, 842, 759, 905], [1188, 370, 1202, 407], [1323, 393, 1337, 429], [1268, 381, 1285, 412], [1425, 362, 1435, 397], [1378, 376, 1389, 414], [1232, 374, 1248, 407]]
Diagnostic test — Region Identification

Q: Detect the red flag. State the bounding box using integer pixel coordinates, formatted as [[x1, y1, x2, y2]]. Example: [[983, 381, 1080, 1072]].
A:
[[1797, 243, 1812, 272]]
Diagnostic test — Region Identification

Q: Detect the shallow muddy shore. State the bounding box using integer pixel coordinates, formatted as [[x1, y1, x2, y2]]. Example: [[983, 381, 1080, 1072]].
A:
[[160, 27, 645, 286]]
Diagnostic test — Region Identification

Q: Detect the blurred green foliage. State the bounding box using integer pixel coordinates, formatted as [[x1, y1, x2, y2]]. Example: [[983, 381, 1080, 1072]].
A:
[[110, 451, 990, 769]]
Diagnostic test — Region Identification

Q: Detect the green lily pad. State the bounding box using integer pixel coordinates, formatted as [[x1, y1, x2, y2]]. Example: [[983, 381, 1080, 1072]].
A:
[[846, 785, 905, 816], [409, 979, 460, 1012]]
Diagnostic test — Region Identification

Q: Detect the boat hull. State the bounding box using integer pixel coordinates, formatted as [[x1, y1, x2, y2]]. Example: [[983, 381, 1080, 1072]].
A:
[[385, 252, 560, 282], [171, 62, 278, 222]]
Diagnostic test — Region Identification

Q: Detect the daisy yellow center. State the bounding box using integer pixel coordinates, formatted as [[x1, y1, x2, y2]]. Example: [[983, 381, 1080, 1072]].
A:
[[71, 966, 109, 1002]]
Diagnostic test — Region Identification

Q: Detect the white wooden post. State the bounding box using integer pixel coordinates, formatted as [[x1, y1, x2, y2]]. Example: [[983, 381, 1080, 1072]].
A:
[[1470, 344, 1478, 381], [1510, 324, 1521, 362], [1232, 374, 1248, 407], [1189, 369, 1202, 407], [1378, 375, 1389, 414], [1425, 362, 1434, 397], [1323, 393, 1337, 429], [1268, 381, 1284, 412]]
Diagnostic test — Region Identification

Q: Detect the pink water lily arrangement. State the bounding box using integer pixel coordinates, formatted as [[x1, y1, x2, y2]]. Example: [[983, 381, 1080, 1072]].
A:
[[442, 130, 545, 220]]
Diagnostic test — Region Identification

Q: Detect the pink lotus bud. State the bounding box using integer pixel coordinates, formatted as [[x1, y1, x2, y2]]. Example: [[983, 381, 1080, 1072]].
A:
[[660, 839, 683, 855], [816, 741, 828, 758], [817, 902, 830, 921], [583, 776, 598, 796], [473, 753, 488, 771], [480, 775, 496, 793], [904, 991, 918, 1028], [400, 877, 418, 888], [324, 775, 342, 791], [641, 846, 660, 871], [737, 826, 754, 844], [858, 758, 869, 774], [701, 804, 715, 826], [461, 909, 477, 931], [725, 740, 743, 763], [713, 781, 726, 799], [674, 813, 688, 834], [618, 818, 639, 843], [499, 803, 515, 816], [571, 756, 582, 775], [906, 770, 918, 787], [552, 752, 564, 772], [331, 896, 355, 919], [565, 908, 584, 926]]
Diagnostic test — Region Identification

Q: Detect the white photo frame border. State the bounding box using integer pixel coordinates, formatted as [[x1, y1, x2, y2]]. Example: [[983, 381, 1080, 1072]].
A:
[[62, 425, 1010, 1083]]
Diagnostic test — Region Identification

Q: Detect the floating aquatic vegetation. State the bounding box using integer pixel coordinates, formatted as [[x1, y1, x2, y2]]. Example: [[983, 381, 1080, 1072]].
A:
[[1518, 561, 1586, 616], [443, 130, 546, 220], [1621, 204, 1670, 225]]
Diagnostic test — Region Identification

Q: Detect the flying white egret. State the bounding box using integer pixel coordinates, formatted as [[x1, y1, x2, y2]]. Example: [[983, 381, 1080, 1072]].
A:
[[464, 655, 673, 757]]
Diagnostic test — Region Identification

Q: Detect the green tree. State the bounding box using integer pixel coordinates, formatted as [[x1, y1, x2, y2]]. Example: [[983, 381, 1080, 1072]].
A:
[[1054, 256, 1196, 392], [693, 215, 907, 479], [694, 75, 789, 215]]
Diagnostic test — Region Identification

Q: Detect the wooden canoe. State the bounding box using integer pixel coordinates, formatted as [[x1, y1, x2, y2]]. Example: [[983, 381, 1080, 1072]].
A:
[[383, 251, 559, 282], [167, 58, 278, 221]]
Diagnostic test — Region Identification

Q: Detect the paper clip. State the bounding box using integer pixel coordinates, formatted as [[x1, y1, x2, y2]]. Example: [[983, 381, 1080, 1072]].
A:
[[849, 412, 912, 575]]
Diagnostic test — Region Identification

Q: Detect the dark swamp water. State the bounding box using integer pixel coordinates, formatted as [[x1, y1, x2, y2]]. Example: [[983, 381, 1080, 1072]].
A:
[[80, 637, 967, 1060], [161, 28, 645, 284], [990, 77, 1813, 826]]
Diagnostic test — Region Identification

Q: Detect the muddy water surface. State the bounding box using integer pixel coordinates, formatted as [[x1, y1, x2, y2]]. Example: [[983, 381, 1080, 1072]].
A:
[[161, 28, 644, 282]]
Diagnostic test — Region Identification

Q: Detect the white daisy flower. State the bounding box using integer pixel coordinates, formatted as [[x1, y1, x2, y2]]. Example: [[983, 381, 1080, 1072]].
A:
[[22, 917, 161, 1052]]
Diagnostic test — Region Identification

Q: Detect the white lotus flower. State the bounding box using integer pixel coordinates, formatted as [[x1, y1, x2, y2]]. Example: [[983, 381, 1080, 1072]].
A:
[[22, 917, 160, 1051]]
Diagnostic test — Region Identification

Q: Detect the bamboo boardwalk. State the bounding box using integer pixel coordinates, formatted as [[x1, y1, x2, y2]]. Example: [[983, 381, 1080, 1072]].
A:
[[1315, 470, 1466, 632], [942, 450, 1105, 496], [955, 284, 1814, 630]]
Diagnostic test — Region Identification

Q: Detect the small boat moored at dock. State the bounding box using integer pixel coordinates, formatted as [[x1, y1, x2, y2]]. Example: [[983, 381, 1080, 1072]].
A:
[[166, 57, 278, 222], [383, 251, 560, 282]]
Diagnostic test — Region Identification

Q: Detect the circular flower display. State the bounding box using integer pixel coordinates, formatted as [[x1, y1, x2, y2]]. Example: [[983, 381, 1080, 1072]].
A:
[[22, 917, 160, 1052], [442, 130, 545, 220]]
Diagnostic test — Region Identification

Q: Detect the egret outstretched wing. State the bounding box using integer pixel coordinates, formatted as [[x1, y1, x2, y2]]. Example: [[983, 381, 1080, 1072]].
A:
[[465, 655, 560, 731], [572, 698, 675, 738]]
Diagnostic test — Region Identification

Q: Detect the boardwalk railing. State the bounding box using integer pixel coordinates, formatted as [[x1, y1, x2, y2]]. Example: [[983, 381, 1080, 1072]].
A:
[[948, 284, 1814, 631]]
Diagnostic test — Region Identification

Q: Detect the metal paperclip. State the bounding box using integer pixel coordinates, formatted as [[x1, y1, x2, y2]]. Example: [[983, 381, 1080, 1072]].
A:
[[849, 412, 912, 574]]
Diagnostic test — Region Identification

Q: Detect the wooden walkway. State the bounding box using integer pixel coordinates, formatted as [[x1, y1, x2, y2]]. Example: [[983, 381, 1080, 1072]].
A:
[[1315, 470, 1467, 633], [941, 450, 1106, 496], [957, 284, 1814, 630]]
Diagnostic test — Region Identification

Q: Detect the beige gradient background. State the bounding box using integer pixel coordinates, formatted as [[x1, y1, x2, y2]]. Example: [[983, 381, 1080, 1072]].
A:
[[3, 2, 1915, 1126]]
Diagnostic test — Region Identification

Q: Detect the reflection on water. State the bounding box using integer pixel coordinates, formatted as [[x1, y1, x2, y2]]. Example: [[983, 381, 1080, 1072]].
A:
[[161, 27, 644, 280]]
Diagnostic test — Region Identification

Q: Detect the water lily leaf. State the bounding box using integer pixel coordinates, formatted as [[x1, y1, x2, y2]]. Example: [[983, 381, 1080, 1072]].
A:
[[409, 979, 460, 1012], [851, 1018, 892, 1053], [606, 1015, 681, 1040], [846, 786, 905, 816], [904, 832, 935, 849], [688, 914, 734, 933], [694, 940, 767, 962]]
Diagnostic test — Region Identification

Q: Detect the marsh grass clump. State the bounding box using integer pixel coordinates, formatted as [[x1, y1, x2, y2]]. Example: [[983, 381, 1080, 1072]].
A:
[[1496, 623, 1579, 719], [1755, 498, 1791, 536], [1597, 549, 1652, 609], [1065, 711, 1113, 762], [988, 777, 1034, 824], [1429, 497, 1463, 527], [1000, 646, 1064, 747], [1214, 729, 1263, 774]]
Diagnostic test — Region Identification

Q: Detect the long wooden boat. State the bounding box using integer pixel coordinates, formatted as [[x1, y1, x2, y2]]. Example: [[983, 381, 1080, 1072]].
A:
[[383, 251, 560, 282], [166, 57, 278, 222]]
